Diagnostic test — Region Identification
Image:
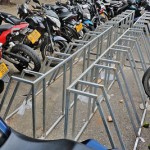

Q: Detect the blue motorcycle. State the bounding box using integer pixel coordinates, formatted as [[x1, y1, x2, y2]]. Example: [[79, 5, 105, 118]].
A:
[[76, 2, 95, 31], [0, 117, 118, 150]]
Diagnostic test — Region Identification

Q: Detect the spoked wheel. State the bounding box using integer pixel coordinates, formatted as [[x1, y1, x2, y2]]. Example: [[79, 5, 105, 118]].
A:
[[0, 80, 4, 94], [10, 44, 41, 72], [41, 40, 68, 60], [142, 67, 150, 97], [92, 17, 103, 28], [40, 39, 68, 67]]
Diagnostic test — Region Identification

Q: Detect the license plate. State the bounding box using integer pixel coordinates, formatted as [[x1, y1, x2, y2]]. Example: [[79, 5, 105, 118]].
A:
[[101, 13, 106, 18], [0, 63, 8, 79], [27, 30, 41, 44], [75, 23, 83, 32]]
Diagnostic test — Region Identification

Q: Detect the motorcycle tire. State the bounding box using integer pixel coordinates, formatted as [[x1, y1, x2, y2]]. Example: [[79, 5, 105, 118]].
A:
[[11, 44, 41, 72], [40, 39, 68, 67], [100, 14, 108, 23], [61, 26, 79, 41], [82, 26, 89, 34], [88, 25, 95, 31], [142, 67, 150, 97], [108, 9, 115, 20], [92, 17, 103, 28], [0, 80, 4, 94]]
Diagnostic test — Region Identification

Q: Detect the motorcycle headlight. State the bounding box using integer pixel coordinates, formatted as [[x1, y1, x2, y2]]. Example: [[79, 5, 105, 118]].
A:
[[24, 3, 28, 14], [24, 8, 27, 14], [47, 15, 61, 28]]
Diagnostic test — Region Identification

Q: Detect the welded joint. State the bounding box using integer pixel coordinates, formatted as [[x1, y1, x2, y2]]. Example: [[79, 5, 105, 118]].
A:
[[11, 76, 34, 85], [94, 64, 117, 71], [67, 88, 98, 99]]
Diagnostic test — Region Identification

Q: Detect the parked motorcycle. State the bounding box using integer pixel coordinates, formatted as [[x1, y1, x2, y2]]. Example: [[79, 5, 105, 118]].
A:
[[76, 3, 95, 31], [93, 0, 109, 24], [108, 0, 129, 16], [0, 117, 117, 150], [127, 0, 141, 20], [127, 0, 149, 21], [0, 22, 41, 72], [102, 0, 114, 20], [17, 0, 68, 60], [50, 2, 82, 39], [0, 11, 42, 50]]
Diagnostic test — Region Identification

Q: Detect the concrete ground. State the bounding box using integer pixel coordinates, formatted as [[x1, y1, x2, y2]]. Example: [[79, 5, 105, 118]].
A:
[[0, 1, 150, 150]]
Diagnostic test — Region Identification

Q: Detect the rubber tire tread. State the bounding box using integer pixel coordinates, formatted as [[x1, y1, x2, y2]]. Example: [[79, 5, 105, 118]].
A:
[[61, 26, 79, 40], [142, 67, 150, 97], [40, 40, 68, 67], [0, 80, 4, 94], [11, 44, 41, 72]]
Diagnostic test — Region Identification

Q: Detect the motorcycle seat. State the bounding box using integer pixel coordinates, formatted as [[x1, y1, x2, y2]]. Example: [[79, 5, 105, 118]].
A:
[[49, 5, 73, 18], [46, 4, 66, 13], [59, 12, 77, 20], [1, 129, 92, 150], [0, 12, 21, 25], [9, 16, 22, 25], [50, 5, 61, 10], [0, 24, 13, 33]]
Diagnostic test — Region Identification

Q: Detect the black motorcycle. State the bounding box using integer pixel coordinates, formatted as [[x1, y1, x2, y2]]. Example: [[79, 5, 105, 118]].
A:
[[45, 2, 81, 39], [17, 0, 68, 60], [109, 0, 129, 16]]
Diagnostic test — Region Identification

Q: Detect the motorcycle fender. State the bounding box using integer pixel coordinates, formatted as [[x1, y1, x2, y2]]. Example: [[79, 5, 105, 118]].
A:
[[103, 11, 108, 18], [83, 20, 93, 26], [53, 36, 67, 42], [92, 16, 102, 22]]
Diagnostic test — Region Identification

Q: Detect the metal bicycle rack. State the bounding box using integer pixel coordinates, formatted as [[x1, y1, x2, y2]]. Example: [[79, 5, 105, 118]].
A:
[[0, 10, 135, 139], [64, 13, 150, 150]]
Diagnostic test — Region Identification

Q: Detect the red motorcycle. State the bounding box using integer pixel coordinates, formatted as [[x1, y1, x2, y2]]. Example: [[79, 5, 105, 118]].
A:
[[0, 22, 41, 73]]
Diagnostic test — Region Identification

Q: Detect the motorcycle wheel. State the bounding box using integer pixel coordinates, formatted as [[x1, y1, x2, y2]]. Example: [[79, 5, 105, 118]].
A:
[[92, 17, 103, 28], [40, 39, 68, 67], [88, 25, 95, 31], [11, 44, 41, 72], [0, 80, 4, 94], [100, 14, 108, 23], [108, 9, 114, 20], [142, 67, 150, 97], [82, 26, 89, 34], [61, 26, 79, 41]]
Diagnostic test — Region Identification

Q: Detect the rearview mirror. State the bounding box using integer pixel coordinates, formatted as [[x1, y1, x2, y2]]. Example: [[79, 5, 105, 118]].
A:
[[33, 0, 40, 5]]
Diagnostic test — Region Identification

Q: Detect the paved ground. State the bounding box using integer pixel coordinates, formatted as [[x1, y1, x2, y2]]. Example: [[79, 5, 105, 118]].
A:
[[0, 1, 150, 150]]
